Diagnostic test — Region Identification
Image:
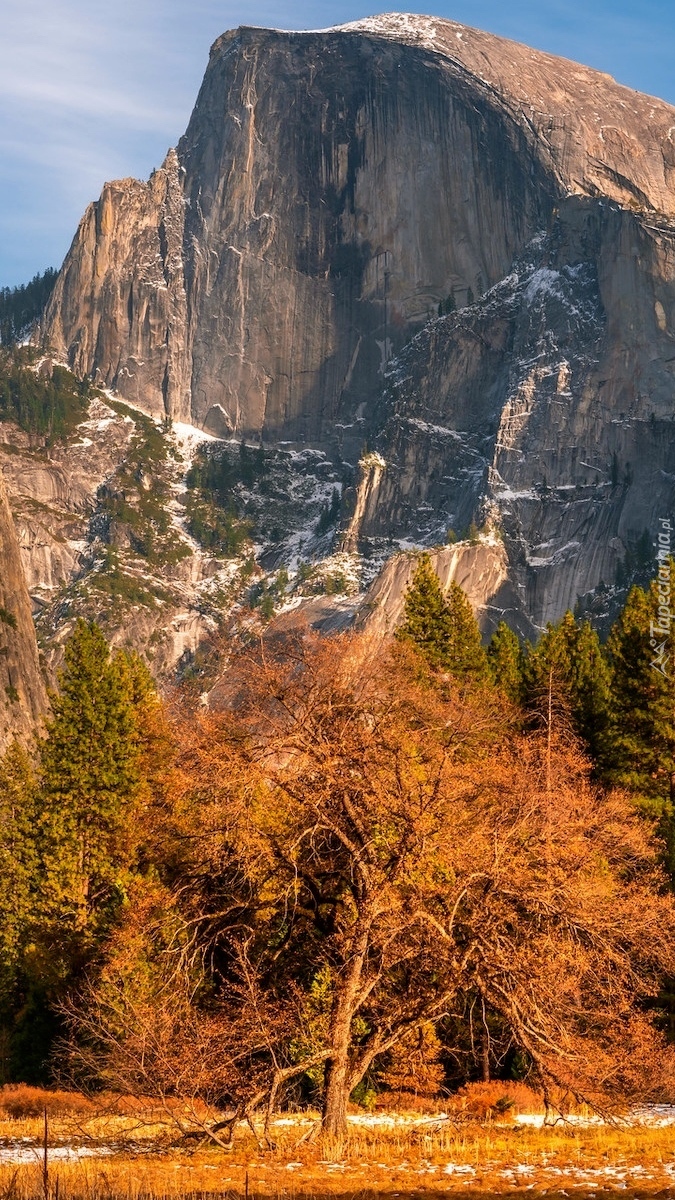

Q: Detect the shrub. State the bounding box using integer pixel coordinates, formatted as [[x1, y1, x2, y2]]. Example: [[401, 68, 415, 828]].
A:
[[448, 1080, 544, 1120], [0, 1084, 92, 1119]]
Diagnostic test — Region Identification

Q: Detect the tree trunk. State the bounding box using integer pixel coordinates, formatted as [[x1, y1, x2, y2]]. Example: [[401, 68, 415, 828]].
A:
[[481, 1040, 490, 1083], [320, 906, 374, 1140], [322, 1053, 350, 1140]]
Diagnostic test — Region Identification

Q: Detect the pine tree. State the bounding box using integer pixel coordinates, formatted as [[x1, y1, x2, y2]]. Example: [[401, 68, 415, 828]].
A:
[[524, 614, 573, 701], [487, 622, 524, 703], [605, 565, 675, 814], [397, 555, 488, 682], [568, 619, 613, 768], [0, 269, 57, 345], [444, 581, 489, 683], [2, 631, 164, 1081], [0, 744, 37, 1006], [38, 620, 142, 949], [523, 612, 612, 766], [0, 744, 54, 1084], [396, 554, 452, 669]]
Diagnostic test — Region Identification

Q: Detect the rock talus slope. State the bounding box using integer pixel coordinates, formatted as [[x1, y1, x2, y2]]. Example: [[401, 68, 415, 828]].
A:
[[40, 13, 675, 635]]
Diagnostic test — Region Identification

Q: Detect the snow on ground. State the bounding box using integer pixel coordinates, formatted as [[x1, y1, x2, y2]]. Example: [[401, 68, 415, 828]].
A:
[[2, 1107, 675, 1169], [269, 1105, 675, 1135], [0, 1141, 113, 1164], [77, 395, 133, 433], [527, 539, 582, 568], [406, 418, 464, 440], [170, 419, 218, 459]]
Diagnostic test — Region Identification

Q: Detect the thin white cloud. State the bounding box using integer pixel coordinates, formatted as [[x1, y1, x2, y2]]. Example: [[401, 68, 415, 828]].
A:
[[2, 0, 674, 286], [1, 0, 193, 130]]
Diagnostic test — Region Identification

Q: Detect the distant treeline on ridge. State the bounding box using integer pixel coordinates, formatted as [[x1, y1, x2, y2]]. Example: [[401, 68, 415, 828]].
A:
[[0, 269, 58, 345]]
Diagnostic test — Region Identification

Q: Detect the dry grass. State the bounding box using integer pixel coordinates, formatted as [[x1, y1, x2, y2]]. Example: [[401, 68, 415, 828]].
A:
[[0, 1090, 674, 1198]]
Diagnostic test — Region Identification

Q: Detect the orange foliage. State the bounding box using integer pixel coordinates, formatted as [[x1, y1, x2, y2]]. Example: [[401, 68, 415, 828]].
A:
[[448, 1080, 544, 1120], [64, 632, 675, 1143], [378, 1023, 445, 1100], [0, 1085, 92, 1119]]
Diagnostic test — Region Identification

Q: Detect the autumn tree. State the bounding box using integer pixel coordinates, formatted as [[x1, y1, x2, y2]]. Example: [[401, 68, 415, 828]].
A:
[[65, 634, 675, 1141], [378, 1022, 445, 1102], [58, 875, 268, 1145]]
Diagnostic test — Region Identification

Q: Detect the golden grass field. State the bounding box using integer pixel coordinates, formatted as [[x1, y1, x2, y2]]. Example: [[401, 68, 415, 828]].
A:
[[1, 1087, 674, 1198]]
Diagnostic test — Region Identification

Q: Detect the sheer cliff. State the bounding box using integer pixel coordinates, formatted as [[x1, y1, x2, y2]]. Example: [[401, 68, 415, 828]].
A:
[[38, 13, 675, 637], [0, 470, 47, 747]]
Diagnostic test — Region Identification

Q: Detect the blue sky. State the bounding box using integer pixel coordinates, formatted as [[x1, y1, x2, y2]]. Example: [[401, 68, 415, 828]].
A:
[[2, 0, 675, 287]]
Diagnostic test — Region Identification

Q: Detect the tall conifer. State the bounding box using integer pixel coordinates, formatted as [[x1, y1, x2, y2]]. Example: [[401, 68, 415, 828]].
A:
[[606, 563, 675, 813], [38, 620, 141, 948], [2, 628, 161, 1080], [523, 612, 612, 765], [397, 554, 488, 682], [444, 581, 489, 682], [396, 554, 452, 668], [569, 619, 614, 768], [0, 744, 37, 1005], [487, 621, 524, 702]]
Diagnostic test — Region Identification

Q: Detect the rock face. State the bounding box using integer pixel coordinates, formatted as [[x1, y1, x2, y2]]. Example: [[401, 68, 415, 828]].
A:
[[44, 18, 558, 453], [363, 197, 675, 630], [354, 537, 516, 640], [0, 471, 48, 747], [0, 399, 247, 682], [40, 13, 675, 633], [46, 152, 190, 424], [0, 402, 135, 610]]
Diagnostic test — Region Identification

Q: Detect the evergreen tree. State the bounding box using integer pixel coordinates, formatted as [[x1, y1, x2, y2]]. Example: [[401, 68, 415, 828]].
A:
[[569, 619, 614, 768], [0, 745, 54, 1083], [0, 269, 57, 345], [397, 555, 488, 682], [1, 630, 164, 1081], [0, 744, 37, 1007], [444, 581, 489, 683], [37, 620, 142, 951], [523, 612, 612, 766], [0, 347, 90, 443], [605, 563, 675, 815], [487, 621, 524, 703], [523, 614, 573, 707], [396, 554, 452, 669]]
